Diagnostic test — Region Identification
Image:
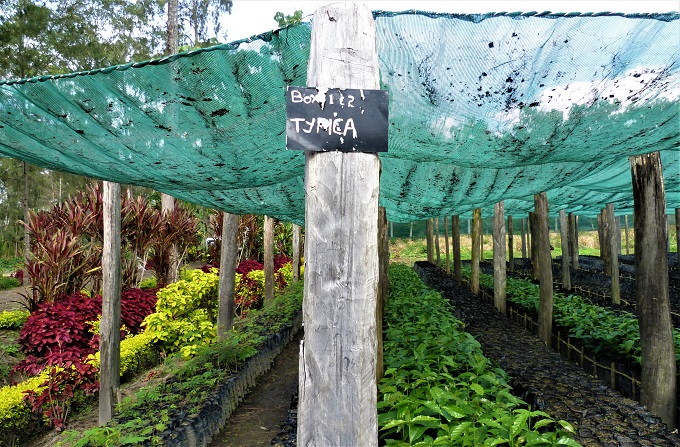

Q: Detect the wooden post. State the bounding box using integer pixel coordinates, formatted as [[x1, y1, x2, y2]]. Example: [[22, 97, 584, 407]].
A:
[[535, 192, 554, 346], [668, 215, 672, 253], [597, 209, 604, 266], [575, 215, 580, 261], [508, 215, 514, 272], [599, 208, 612, 275], [616, 216, 622, 255], [389, 220, 393, 239], [471, 208, 482, 296], [569, 212, 579, 270], [298, 4, 379, 445], [409, 221, 413, 240], [607, 203, 620, 304], [292, 224, 302, 282], [99, 181, 121, 426], [444, 216, 450, 274], [527, 214, 532, 256], [377, 207, 389, 383], [480, 219, 485, 261], [676, 209, 680, 266], [559, 209, 571, 291], [529, 212, 539, 280], [600, 206, 612, 276], [565, 213, 573, 262], [521, 218, 527, 259], [426, 218, 434, 263], [435, 218, 441, 267], [452, 215, 462, 282], [605, 209, 611, 271], [264, 215, 275, 304], [493, 202, 507, 315], [625, 214, 630, 256], [217, 212, 238, 340], [631, 152, 676, 428]]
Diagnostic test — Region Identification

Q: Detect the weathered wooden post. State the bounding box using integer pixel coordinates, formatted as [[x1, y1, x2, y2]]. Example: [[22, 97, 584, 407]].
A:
[[535, 192, 553, 346], [676, 209, 680, 266], [471, 208, 482, 295], [521, 218, 527, 259], [480, 218, 486, 261], [435, 218, 441, 267], [559, 209, 571, 291], [493, 202, 507, 315], [217, 212, 238, 340], [631, 152, 676, 429], [426, 218, 434, 263], [624, 215, 630, 256], [444, 216, 450, 274], [452, 215, 462, 282], [527, 214, 532, 260], [508, 215, 514, 272], [409, 221, 413, 240], [263, 215, 275, 304], [569, 212, 579, 269], [297, 4, 381, 445], [564, 213, 572, 263], [99, 181, 121, 425], [616, 216, 622, 255], [607, 203, 620, 304], [530, 212, 539, 280], [292, 224, 301, 282], [668, 215, 672, 253], [597, 210, 603, 254], [599, 208, 613, 275]]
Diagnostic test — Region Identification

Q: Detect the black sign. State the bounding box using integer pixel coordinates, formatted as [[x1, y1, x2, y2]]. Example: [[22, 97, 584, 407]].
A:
[[286, 87, 388, 152]]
